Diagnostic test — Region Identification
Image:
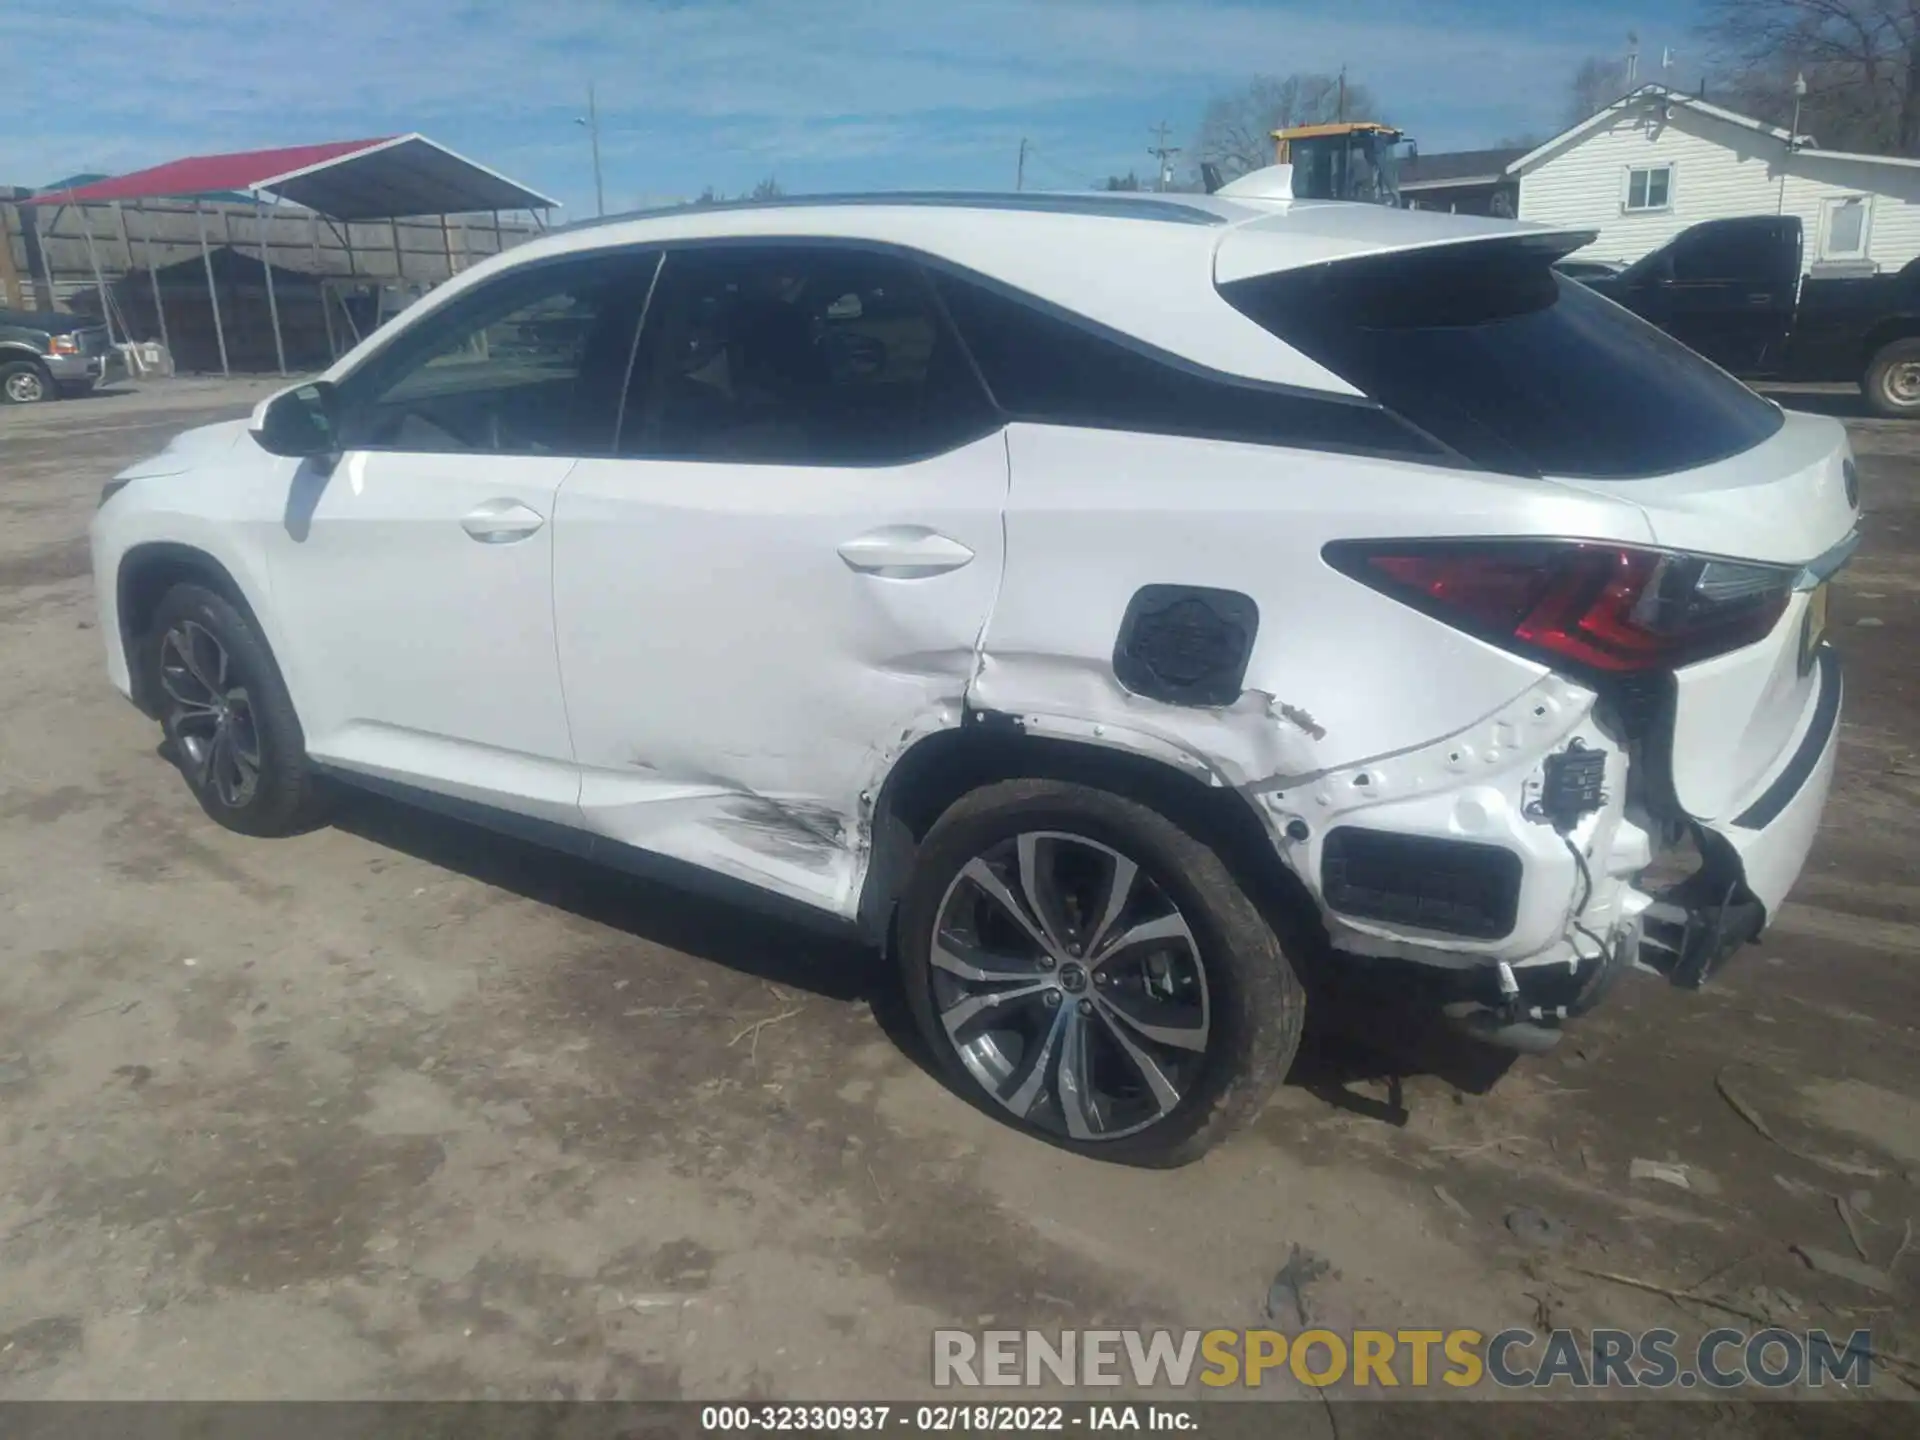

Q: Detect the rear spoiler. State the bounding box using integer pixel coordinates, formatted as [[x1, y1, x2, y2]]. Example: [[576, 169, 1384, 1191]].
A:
[[1216, 216, 1597, 285]]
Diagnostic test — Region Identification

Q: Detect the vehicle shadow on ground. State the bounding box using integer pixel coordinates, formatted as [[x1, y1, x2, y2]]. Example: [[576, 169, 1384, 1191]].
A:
[[329, 787, 889, 1002], [54, 385, 138, 404], [1287, 977, 1518, 1125], [329, 788, 1515, 1129]]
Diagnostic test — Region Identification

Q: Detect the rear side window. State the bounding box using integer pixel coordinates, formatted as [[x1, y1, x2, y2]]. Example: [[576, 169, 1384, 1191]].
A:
[[1668, 222, 1794, 283], [622, 245, 997, 464], [929, 271, 1442, 460], [1220, 242, 1785, 479]]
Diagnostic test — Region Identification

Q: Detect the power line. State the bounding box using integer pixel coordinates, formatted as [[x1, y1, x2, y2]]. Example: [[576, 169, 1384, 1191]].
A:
[[1022, 147, 1103, 189]]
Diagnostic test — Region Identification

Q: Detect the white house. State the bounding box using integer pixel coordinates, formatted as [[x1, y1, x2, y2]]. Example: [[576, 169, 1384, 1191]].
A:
[[1509, 84, 1920, 275]]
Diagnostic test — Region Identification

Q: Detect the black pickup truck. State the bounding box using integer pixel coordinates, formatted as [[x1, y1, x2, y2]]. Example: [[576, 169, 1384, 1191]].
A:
[[1579, 215, 1920, 418]]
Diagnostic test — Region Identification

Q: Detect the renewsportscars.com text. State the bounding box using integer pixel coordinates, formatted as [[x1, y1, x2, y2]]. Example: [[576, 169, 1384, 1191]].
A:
[[932, 1327, 1875, 1390]]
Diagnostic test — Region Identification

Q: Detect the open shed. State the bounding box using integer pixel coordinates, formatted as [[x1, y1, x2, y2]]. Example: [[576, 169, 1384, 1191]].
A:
[[22, 135, 557, 375]]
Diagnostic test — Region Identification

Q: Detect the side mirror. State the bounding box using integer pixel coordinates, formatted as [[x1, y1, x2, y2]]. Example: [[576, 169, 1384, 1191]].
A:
[[253, 381, 341, 459]]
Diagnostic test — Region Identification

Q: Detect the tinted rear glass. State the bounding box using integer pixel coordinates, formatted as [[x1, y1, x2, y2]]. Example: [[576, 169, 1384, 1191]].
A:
[[1220, 242, 1785, 479]]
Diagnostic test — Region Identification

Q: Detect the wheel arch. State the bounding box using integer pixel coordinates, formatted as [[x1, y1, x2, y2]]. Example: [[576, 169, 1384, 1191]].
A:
[[0, 348, 53, 395], [1861, 318, 1920, 372], [116, 542, 274, 716], [855, 712, 1326, 960]]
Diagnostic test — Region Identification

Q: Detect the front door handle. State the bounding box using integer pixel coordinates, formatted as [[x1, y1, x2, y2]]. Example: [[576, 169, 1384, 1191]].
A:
[[461, 499, 546, 544], [836, 525, 975, 578]]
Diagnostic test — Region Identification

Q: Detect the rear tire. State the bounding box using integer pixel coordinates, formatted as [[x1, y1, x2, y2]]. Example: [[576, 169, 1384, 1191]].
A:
[[1864, 338, 1920, 418], [0, 359, 50, 404], [148, 583, 325, 837], [898, 779, 1305, 1167]]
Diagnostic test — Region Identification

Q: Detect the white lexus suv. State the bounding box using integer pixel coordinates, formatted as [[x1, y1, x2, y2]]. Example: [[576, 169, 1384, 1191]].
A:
[[90, 182, 1857, 1165]]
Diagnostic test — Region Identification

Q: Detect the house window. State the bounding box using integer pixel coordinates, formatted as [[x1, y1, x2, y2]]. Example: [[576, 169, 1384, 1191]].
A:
[[1821, 195, 1871, 260], [1625, 165, 1673, 212]]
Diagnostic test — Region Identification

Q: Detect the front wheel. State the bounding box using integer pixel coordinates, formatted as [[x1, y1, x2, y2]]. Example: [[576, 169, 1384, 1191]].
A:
[[898, 779, 1305, 1166], [1864, 338, 1920, 418], [0, 359, 50, 404], [148, 583, 325, 836]]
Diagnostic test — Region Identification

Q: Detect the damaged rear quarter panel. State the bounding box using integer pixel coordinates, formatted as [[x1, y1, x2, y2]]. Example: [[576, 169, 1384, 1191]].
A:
[[976, 425, 1656, 774], [970, 424, 1658, 951]]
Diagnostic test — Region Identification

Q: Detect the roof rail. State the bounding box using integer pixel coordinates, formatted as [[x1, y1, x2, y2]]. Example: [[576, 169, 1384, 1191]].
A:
[[559, 190, 1228, 233]]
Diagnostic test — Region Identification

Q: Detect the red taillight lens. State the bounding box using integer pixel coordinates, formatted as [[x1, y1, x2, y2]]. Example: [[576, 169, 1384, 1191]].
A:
[[1331, 541, 1795, 673]]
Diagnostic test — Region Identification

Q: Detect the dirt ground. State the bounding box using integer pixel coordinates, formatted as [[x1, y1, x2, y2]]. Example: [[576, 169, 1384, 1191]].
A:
[[1, 378, 1916, 1417]]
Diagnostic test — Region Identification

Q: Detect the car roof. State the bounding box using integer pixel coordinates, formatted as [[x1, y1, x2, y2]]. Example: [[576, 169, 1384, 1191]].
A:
[[546, 187, 1578, 262], [560, 190, 1238, 231], [343, 191, 1589, 397]]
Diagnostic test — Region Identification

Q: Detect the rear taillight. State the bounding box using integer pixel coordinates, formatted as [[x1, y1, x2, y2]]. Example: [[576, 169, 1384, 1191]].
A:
[[1326, 541, 1795, 674]]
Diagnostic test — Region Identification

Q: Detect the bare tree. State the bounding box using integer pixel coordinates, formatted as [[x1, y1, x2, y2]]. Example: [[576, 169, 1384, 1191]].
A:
[[1566, 56, 1631, 127], [1196, 73, 1381, 180], [1101, 172, 1143, 191], [684, 176, 783, 207], [1700, 0, 1920, 153]]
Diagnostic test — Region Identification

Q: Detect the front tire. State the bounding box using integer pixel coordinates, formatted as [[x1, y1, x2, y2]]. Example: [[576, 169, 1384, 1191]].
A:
[[0, 359, 51, 404], [898, 779, 1305, 1167], [1864, 338, 1920, 418], [148, 584, 324, 837]]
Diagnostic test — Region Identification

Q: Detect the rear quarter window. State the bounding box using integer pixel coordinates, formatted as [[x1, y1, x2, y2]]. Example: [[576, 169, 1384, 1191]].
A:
[[931, 270, 1440, 460], [1220, 241, 1785, 479]]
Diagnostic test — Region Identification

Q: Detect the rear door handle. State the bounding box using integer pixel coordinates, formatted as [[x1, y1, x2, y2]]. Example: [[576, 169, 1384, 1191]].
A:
[[836, 525, 975, 578], [461, 499, 546, 544]]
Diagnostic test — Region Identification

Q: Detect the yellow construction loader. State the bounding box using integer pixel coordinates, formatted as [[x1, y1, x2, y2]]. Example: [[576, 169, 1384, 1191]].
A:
[[1271, 121, 1413, 205]]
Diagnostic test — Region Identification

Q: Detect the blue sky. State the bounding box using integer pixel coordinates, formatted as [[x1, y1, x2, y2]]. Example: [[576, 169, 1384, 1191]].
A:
[[5, 0, 1705, 214]]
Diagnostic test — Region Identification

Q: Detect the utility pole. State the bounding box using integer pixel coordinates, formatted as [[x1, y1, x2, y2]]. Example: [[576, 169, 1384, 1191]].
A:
[[577, 81, 606, 218], [1016, 137, 1028, 192], [1337, 66, 1347, 122], [1148, 122, 1180, 192], [1779, 72, 1808, 215]]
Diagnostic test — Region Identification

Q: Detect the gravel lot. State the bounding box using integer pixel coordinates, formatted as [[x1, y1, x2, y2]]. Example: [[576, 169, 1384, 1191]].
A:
[[2, 379, 1917, 1415]]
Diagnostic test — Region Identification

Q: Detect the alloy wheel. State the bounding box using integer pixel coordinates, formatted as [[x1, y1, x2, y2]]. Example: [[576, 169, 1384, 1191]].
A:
[[160, 621, 262, 808], [928, 831, 1211, 1142], [4, 370, 45, 404]]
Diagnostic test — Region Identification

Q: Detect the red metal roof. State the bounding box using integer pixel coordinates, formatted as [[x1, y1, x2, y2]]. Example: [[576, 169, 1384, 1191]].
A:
[[28, 139, 394, 205], [22, 135, 558, 219]]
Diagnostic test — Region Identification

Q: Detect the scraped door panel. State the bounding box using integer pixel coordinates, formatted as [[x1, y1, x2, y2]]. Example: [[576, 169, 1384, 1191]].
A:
[[553, 241, 1010, 914], [554, 438, 1008, 913]]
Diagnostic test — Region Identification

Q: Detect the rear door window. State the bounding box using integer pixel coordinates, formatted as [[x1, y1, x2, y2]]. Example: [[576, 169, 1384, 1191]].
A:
[[1670, 223, 1791, 284], [621, 244, 997, 464], [1220, 241, 1785, 479]]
